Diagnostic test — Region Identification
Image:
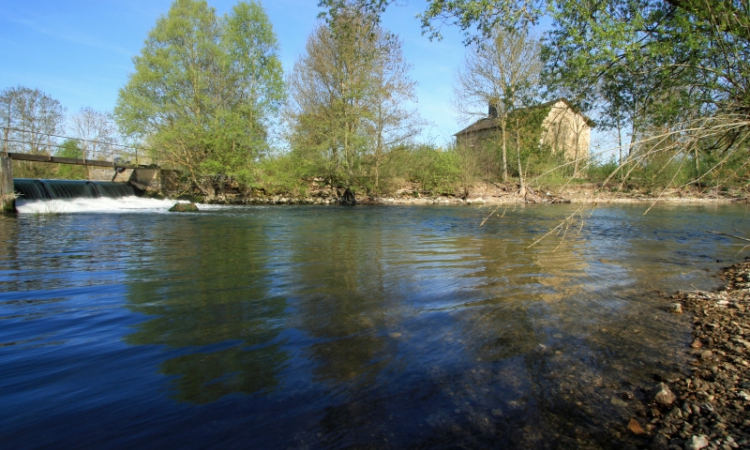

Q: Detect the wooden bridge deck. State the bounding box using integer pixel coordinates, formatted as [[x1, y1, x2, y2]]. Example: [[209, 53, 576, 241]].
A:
[[4, 152, 139, 169]]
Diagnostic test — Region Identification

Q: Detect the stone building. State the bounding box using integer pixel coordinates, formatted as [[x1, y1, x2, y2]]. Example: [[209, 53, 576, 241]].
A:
[[454, 98, 594, 163]]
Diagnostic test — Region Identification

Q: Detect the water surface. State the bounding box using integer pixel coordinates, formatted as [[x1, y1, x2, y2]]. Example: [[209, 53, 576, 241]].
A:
[[1, 203, 747, 449]]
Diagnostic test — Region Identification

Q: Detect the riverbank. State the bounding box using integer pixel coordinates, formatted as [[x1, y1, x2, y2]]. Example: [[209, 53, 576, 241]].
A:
[[640, 260, 750, 450], [199, 182, 748, 206]]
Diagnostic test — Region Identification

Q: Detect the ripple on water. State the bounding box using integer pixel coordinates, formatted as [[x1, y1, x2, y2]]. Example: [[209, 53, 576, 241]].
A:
[[0, 204, 746, 449]]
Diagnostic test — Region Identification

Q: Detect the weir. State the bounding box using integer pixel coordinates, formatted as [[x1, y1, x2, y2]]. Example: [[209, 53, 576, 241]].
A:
[[1, 152, 159, 213], [13, 179, 135, 201]]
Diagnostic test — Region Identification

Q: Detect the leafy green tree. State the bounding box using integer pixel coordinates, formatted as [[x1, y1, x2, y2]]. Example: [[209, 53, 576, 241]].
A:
[[287, 12, 379, 186], [55, 139, 88, 179], [115, 0, 285, 197], [288, 4, 421, 190], [320, 0, 750, 188]]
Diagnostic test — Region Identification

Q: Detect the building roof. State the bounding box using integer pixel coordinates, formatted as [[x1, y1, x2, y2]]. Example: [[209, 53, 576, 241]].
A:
[[453, 98, 595, 137]]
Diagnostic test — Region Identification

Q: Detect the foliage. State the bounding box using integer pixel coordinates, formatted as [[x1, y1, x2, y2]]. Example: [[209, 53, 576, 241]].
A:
[[254, 152, 309, 195], [453, 27, 543, 183], [55, 139, 88, 179], [320, 0, 750, 193], [287, 3, 422, 191], [114, 0, 285, 197]]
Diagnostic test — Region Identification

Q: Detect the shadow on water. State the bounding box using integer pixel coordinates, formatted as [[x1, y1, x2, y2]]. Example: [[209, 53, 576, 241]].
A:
[[0, 204, 747, 449]]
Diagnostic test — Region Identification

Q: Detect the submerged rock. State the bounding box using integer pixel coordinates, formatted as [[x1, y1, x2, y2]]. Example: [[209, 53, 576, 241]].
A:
[[628, 418, 646, 435], [169, 202, 199, 212], [654, 382, 676, 406]]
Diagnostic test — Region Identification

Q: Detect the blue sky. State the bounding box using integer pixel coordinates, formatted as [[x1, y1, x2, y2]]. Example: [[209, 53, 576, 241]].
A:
[[0, 0, 470, 147], [0, 0, 615, 154]]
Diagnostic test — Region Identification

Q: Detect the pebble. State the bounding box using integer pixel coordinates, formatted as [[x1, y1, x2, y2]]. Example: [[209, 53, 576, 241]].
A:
[[654, 382, 677, 406], [685, 435, 709, 450], [644, 262, 750, 450], [611, 396, 629, 408]]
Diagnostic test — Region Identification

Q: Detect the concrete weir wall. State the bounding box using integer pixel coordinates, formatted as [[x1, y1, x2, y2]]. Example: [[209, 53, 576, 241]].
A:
[[91, 167, 161, 193], [0, 159, 161, 214], [1, 155, 15, 213]]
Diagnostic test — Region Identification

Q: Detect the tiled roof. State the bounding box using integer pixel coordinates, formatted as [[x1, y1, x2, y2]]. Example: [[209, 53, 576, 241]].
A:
[[453, 98, 595, 137]]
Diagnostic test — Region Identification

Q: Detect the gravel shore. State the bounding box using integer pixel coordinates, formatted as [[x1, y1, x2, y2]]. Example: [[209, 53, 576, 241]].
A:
[[641, 260, 750, 450]]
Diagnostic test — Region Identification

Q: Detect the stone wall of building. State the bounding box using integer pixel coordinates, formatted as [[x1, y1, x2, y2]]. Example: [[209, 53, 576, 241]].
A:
[[540, 100, 591, 163]]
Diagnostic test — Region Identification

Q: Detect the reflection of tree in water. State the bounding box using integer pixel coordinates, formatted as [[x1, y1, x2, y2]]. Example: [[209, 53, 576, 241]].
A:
[[390, 211, 626, 448], [124, 217, 289, 404], [159, 342, 288, 404], [288, 213, 397, 386], [405, 209, 696, 449]]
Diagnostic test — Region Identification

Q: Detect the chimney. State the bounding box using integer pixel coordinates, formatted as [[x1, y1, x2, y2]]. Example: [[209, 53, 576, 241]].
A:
[[488, 102, 498, 118]]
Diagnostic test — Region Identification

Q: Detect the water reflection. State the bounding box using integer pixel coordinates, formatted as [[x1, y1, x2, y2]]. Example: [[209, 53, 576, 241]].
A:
[[287, 210, 411, 388], [124, 217, 290, 403], [3, 205, 746, 449]]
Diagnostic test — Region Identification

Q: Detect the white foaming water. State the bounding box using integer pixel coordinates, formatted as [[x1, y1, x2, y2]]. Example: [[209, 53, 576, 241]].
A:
[[15, 196, 196, 214]]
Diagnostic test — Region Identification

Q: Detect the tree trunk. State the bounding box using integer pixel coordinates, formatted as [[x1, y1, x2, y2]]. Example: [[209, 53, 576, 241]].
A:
[[694, 146, 699, 176], [500, 116, 508, 182], [617, 121, 623, 166], [573, 126, 581, 178], [515, 118, 525, 197]]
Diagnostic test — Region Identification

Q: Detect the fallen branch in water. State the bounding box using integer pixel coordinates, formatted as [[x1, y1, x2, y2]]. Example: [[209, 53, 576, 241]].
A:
[[708, 230, 750, 243], [525, 204, 587, 251]]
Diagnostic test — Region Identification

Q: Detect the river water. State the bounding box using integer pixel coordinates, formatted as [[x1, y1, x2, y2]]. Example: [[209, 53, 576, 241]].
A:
[[1, 201, 747, 449]]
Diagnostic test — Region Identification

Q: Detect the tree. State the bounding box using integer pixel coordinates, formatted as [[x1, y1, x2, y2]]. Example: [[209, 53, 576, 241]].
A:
[[453, 28, 542, 186], [320, 0, 750, 177], [364, 31, 423, 191], [114, 0, 285, 196], [70, 107, 119, 177], [0, 86, 65, 155], [287, 13, 378, 186], [55, 139, 88, 179], [287, 5, 422, 189], [220, 0, 286, 161]]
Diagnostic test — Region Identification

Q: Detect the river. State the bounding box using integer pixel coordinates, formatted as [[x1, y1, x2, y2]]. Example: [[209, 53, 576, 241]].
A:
[[0, 202, 747, 449]]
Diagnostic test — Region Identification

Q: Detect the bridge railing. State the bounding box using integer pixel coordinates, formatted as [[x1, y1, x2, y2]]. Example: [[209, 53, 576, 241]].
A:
[[1, 126, 150, 166]]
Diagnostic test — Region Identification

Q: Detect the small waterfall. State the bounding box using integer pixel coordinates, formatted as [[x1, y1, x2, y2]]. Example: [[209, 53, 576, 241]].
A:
[[14, 179, 136, 201], [94, 182, 136, 198]]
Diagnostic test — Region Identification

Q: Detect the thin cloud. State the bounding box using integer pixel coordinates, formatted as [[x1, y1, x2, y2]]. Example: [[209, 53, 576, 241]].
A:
[[0, 8, 134, 57]]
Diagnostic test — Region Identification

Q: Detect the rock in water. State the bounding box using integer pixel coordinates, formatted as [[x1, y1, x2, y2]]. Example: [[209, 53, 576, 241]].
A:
[[684, 435, 708, 450], [628, 418, 645, 435], [670, 303, 684, 314], [654, 382, 676, 406], [169, 202, 199, 212]]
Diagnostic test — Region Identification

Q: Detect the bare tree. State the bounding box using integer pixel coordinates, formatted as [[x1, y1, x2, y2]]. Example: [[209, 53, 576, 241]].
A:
[[0, 86, 65, 155], [453, 28, 542, 184], [70, 107, 119, 163], [365, 34, 424, 191]]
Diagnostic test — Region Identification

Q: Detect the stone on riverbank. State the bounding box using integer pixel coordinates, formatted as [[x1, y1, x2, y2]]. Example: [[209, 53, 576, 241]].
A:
[[646, 260, 750, 450], [685, 435, 709, 450], [653, 382, 677, 406]]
